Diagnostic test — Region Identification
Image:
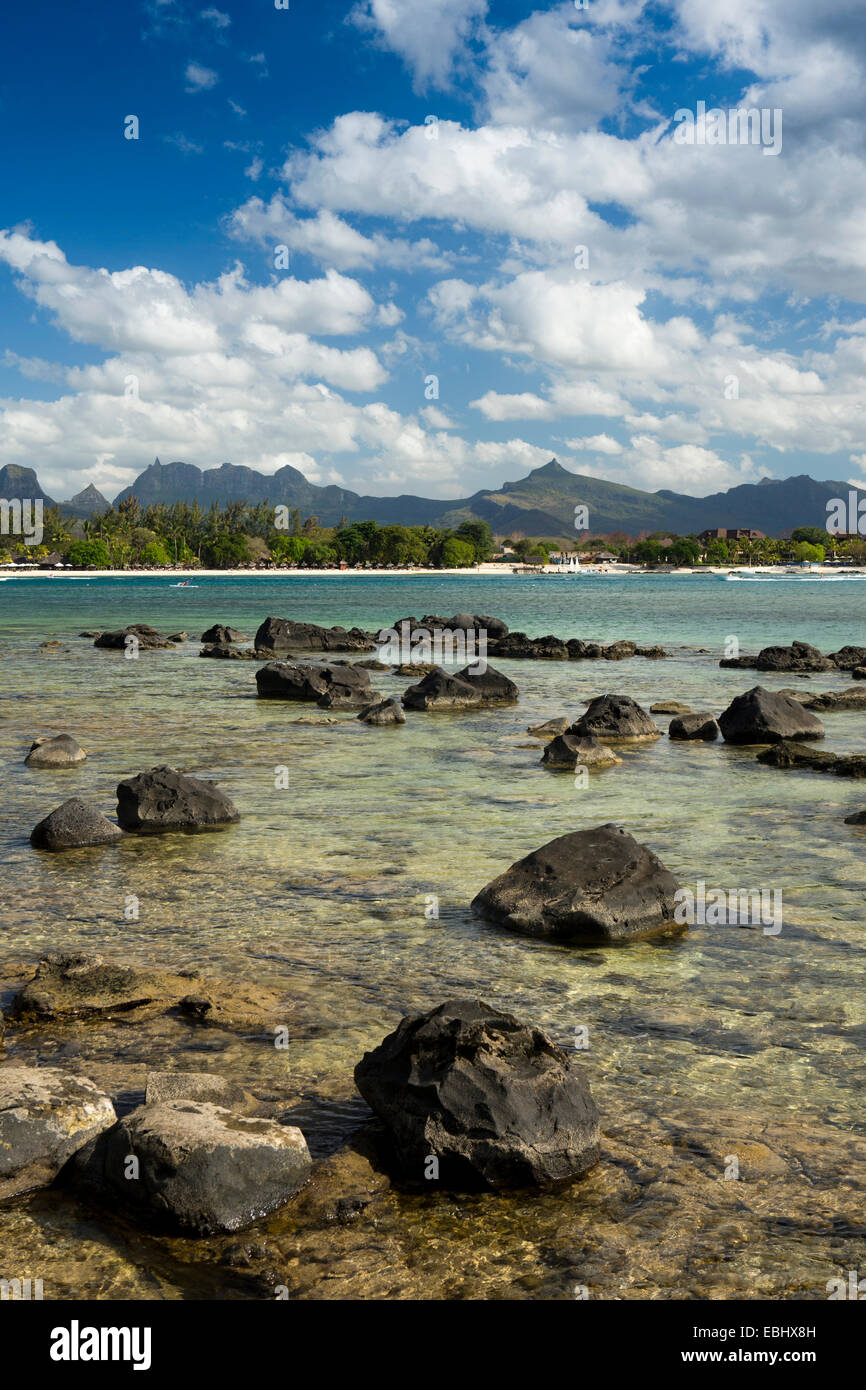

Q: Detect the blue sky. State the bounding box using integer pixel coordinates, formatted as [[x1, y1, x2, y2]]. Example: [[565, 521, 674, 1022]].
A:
[[1, 0, 865, 502]]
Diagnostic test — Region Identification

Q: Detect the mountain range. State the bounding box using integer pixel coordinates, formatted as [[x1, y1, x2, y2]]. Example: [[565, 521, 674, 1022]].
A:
[[0, 459, 849, 538]]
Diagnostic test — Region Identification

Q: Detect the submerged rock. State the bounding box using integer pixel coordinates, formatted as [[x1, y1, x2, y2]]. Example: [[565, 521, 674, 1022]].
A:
[[354, 998, 600, 1189], [718, 687, 825, 745], [7, 952, 285, 1033], [471, 823, 683, 944], [145, 1071, 258, 1114], [402, 667, 482, 710], [794, 688, 866, 711], [9, 953, 192, 1022], [200, 644, 258, 660], [526, 716, 570, 739], [571, 693, 661, 743], [650, 701, 692, 715], [541, 733, 622, 770], [25, 734, 87, 768], [669, 713, 720, 741], [71, 1100, 312, 1234], [755, 742, 838, 771], [0, 1065, 116, 1200], [756, 742, 866, 777], [116, 766, 240, 832], [357, 697, 406, 726], [30, 799, 124, 852]]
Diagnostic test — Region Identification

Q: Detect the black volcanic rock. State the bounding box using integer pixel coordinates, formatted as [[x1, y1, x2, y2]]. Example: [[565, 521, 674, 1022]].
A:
[[828, 646, 866, 670], [541, 733, 621, 769], [94, 624, 176, 651], [754, 641, 835, 673], [669, 713, 720, 741], [201, 624, 247, 644], [471, 823, 683, 944], [116, 766, 239, 832], [255, 616, 375, 654], [570, 693, 661, 742], [256, 661, 371, 702], [718, 687, 825, 744], [453, 664, 519, 703], [358, 697, 406, 726], [401, 667, 482, 710], [31, 798, 124, 851], [354, 998, 601, 1188], [487, 632, 570, 660]]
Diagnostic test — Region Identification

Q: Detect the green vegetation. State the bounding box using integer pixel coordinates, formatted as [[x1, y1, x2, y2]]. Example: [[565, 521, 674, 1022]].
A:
[[3, 495, 863, 570]]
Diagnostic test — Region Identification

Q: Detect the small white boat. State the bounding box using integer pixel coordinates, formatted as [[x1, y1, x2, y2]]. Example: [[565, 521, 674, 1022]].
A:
[[170, 580, 199, 588]]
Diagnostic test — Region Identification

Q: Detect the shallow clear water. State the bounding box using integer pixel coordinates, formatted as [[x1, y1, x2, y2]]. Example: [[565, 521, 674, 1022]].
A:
[[1, 573, 864, 1299]]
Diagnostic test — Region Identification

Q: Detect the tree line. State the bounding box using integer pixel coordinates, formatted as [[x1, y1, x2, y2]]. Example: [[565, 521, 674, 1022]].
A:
[[0, 499, 497, 569], [2, 500, 861, 570]]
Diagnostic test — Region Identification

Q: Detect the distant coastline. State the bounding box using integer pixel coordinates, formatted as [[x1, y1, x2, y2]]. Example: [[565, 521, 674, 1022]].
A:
[[3, 562, 863, 581]]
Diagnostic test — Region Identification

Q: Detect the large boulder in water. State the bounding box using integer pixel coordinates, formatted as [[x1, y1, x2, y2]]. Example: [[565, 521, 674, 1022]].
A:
[[718, 687, 825, 745], [402, 667, 482, 710], [669, 713, 720, 741], [471, 823, 683, 944], [255, 616, 375, 654], [0, 1066, 117, 1200], [30, 798, 124, 851], [828, 645, 866, 670], [570, 693, 661, 743], [116, 766, 239, 832], [391, 613, 508, 639], [754, 641, 834, 673], [255, 660, 371, 703], [601, 640, 636, 661], [200, 624, 247, 644], [354, 998, 600, 1189], [94, 624, 176, 650], [541, 733, 621, 770], [70, 1100, 312, 1234], [357, 697, 406, 726], [25, 734, 87, 768], [487, 632, 570, 660], [453, 664, 519, 704]]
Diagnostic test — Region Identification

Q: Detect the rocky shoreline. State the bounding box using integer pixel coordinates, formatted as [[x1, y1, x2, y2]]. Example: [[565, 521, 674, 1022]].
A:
[[4, 607, 865, 1299]]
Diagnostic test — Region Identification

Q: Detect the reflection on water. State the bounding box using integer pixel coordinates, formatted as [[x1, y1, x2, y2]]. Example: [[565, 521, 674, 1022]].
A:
[[0, 575, 864, 1299]]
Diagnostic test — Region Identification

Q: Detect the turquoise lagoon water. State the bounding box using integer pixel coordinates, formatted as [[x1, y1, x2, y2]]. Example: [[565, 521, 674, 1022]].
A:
[[0, 572, 864, 1299]]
